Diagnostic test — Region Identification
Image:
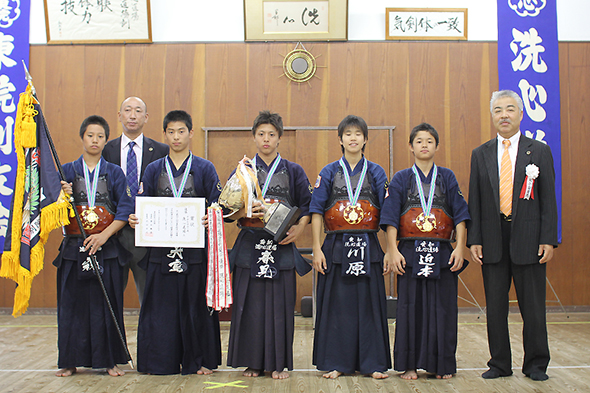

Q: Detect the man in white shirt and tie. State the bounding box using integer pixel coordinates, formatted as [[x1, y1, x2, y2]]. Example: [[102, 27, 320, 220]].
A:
[[103, 96, 169, 304], [467, 90, 558, 382]]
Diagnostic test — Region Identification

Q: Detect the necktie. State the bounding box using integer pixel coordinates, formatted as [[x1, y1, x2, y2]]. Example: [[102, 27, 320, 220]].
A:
[[499, 139, 512, 216], [127, 141, 139, 197]]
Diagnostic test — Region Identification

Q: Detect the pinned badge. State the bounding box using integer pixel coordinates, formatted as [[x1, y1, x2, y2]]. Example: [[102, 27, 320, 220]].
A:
[[314, 175, 322, 188], [526, 151, 531, 155], [149, 147, 154, 151]]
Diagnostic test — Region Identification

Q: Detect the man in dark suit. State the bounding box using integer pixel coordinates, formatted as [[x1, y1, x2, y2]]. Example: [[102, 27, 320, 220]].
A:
[[103, 96, 169, 304], [467, 90, 558, 382]]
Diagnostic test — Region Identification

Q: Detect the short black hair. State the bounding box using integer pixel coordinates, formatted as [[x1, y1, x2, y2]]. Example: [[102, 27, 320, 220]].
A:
[[252, 110, 283, 137], [337, 115, 368, 153], [409, 122, 439, 146], [79, 115, 110, 140], [163, 110, 192, 131]]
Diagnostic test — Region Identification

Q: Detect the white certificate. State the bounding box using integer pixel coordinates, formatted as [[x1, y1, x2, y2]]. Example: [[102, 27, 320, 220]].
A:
[[135, 197, 205, 248]]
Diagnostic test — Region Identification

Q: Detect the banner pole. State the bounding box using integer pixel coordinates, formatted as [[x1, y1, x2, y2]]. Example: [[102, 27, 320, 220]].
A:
[[23, 62, 134, 369]]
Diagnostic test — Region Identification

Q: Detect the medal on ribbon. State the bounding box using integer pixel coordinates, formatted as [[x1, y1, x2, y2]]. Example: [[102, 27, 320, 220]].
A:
[[165, 154, 193, 198], [162, 156, 192, 274], [412, 164, 438, 233], [81, 159, 102, 230], [339, 158, 368, 225], [255, 154, 282, 200]]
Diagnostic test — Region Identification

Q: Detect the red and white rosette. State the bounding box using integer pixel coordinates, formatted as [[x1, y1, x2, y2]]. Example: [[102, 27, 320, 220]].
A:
[[206, 203, 233, 311], [519, 163, 539, 200]]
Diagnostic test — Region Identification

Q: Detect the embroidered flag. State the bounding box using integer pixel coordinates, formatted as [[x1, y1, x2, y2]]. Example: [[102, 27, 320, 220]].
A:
[[0, 84, 70, 317]]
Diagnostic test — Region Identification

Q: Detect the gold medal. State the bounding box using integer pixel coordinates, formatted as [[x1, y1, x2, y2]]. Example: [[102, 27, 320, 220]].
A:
[[343, 204, 364, 225], [415, 212, 436, 233], [81, 207, 99, 230]]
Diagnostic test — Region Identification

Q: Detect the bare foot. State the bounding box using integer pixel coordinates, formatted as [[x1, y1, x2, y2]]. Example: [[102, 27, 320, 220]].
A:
[[400, 370, 418, 380], [436, 374, 454, 379], [56, 367, 76, 377], [197, 366, 212, 375], [323, 370, 342, 379], [107, 366, 125, 376], [272, 370, 290, 379], [243, 368, 261, 377], [370, 371, 389, 379]]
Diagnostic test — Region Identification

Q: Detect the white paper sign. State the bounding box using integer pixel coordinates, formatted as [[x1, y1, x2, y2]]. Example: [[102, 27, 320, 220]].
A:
[[135, 196, 205, 248]]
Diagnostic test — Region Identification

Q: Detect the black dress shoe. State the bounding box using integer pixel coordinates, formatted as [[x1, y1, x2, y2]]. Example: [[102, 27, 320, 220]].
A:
[[482, 369, 512, 379], [528, 372, 549, 381]]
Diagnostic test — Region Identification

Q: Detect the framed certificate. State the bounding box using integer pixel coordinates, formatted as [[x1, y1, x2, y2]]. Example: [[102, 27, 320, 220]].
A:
[[135, 197, 205, 248]]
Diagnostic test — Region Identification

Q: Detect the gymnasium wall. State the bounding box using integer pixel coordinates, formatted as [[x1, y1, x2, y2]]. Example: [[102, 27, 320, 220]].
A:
[[1, 41, 588, 311]]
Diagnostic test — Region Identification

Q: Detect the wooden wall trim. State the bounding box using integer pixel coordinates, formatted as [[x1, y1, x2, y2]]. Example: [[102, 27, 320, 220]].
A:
[[1, 42, 587, 311]]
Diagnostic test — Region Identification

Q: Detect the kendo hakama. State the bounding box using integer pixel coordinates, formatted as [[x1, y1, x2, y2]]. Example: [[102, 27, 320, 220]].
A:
[[136, 155, 222, 375], [380, 166, 470, 376], [310, 157, 391, 375], [226, 155, 312, 373], [54, 156, 133, 370]]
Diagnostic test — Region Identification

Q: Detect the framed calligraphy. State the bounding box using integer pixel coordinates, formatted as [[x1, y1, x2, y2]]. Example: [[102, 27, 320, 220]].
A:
[[244, 0, 348, 41], [44, 0, 152, 44], [385, 8, 467, 41]]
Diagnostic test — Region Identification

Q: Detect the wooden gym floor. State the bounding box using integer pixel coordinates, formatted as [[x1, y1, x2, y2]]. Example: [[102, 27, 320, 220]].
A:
[[0, 310, 589, 392]]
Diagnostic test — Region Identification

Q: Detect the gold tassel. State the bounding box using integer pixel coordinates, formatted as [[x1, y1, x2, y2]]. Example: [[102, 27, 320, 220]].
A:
[[0, 83, 69, 317], [12, 275, 32, 318], [8, 198, 70, 317], [15, 85, 38, 149]]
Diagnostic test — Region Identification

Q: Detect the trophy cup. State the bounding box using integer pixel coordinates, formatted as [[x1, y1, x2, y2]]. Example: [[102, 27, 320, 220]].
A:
[[219, 156, 300, 242]]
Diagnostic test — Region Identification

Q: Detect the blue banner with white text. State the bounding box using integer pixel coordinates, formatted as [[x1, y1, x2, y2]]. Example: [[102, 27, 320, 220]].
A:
[[497, 0, 562, 242], [0, 1, 30, 253]]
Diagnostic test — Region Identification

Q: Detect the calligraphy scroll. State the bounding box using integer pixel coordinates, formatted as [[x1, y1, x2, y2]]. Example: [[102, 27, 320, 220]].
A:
[[497, 0, 562, 241], [245, 0, 347, 41], [385, 8, 467, 41], [44, 0, 152, 44]]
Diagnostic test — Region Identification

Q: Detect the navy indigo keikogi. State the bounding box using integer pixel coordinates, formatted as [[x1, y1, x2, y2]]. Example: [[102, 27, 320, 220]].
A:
[[310, 156, 391, 375], [136, 155, 222, 375], [380, 166, 470, 376], [53, 156, 133, 370], [226, 154, 312, 373]]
